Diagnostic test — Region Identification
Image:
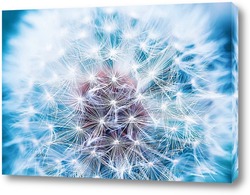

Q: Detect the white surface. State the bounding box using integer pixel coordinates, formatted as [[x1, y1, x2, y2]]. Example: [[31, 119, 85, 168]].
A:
[[0, 0, 248, 194]]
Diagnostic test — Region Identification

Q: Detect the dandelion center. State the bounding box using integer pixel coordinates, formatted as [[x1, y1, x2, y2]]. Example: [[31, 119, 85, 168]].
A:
[[78, 70, 149, 142]]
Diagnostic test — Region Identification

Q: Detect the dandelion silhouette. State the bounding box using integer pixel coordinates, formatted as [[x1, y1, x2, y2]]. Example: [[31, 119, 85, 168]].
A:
[[2, 4, 238, 182]]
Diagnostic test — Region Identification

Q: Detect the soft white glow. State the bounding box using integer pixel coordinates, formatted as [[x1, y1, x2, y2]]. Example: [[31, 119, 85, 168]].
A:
[[132, 64, 139, 71], [113, 140, 120, 145], [172, 159, 179, 166], [161, 103, 167, 111], [148, 162, 154, 167], [57, 48, 65, 56], [140, 42, 147, 50], [123, 32, 136, 39], [77, 30, 88, 38], [128, 116, 136, 122], [82, 16, 91, 24], [45, 92, 54, 101], [91, 150, 96, 156], [88, 74, 96, 82], [109, 49, 118, 57], [171, 127, 177, 132], [137, 93, 144, 100], [104, 23, 116, 33], [76, 96, 84, 103], [111, 75, 118, 82], [110, 99, 117, 106], [27, 106, 36, 115], [90, 46, 99, 54], [45, 44, 53, 51], [71, 159, 77, 164], [134, 140, 140, 145], [148, 70, 156, 79], [75, 126, 82, 131], [176, 91, 182, 97], [48, 124, 54, 131], [99, 118, 105, 125]]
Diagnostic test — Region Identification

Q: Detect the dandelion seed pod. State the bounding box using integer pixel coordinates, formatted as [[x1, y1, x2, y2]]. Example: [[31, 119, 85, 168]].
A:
[[2, 3, 238, 182]]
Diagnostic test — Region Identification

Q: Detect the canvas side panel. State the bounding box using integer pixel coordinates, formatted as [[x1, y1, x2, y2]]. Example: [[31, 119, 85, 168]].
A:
[[231, 3, 238, 183]]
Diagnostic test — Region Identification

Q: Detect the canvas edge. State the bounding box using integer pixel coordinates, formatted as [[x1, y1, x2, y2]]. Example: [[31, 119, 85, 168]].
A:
[[230, 2, 239, 183]]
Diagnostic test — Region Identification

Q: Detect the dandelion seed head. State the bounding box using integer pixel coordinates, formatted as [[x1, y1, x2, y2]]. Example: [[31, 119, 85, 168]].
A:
[[113, 140, 120, 145], [176, 91, 182, 97], [71, 159, 77, 164], [131, 64, 139, 71], [2, 4, 237, 182], [136, 93, 144, 101], [111, 75, 118, 83], [45, 92, 53, 101], [110, 99, 117, 106], [75, 126, 82, 132], [91, 150, 97, 156], [148, 162, 154, 167], [88, 74, 96, 82], [148, 70, 156, 79], [134, 140, 140, 145], [128, 116, 136, 122], [48, 124, 54, 131], [76, 95, 85, 104], [170, 127, 177, 132], [172, 159, 179, 166], [99, 118, 105, 125], [174, 57, 181, 65]]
